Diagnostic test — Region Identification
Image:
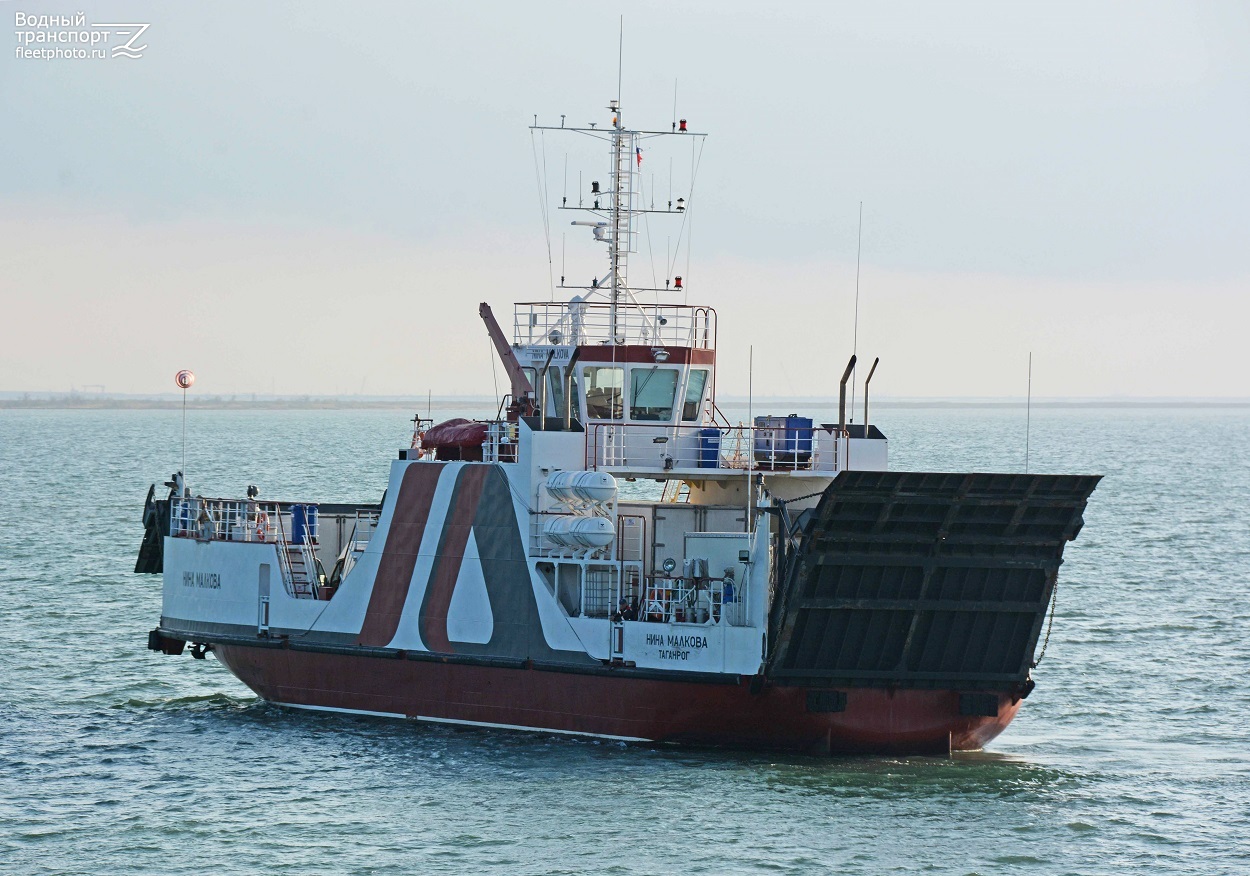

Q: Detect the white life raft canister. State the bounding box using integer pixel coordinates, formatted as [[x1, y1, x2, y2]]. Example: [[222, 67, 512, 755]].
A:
[[543, 515, 616, 548], [546, 470, 618, 506]]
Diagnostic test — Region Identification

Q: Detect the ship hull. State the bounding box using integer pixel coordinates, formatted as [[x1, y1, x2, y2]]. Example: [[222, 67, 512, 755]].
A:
[[213, 643, 1020, 755]]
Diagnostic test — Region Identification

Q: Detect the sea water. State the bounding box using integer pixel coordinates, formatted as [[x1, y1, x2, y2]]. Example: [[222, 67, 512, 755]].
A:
[[1, 405, 1247, 875]]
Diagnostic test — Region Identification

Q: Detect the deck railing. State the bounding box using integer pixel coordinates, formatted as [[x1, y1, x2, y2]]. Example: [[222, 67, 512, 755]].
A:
[[513, 301, 716, 350], [585, 423, 844, 475], [169, 497, 294, 543], [638, 576, 746, 627]]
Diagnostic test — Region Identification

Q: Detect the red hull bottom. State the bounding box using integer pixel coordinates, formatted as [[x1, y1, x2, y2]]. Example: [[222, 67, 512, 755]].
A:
[[214, 645, 1022, 755]]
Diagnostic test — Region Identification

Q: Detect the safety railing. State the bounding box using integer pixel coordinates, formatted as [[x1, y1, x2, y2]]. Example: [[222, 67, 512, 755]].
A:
[[514, 301, 716, 350], [585, 423, 844, 474], [334, 510, 380, 587], [170, 497, 297, 543], [483, 420, 520, 463], [636, 576, 747, 627]]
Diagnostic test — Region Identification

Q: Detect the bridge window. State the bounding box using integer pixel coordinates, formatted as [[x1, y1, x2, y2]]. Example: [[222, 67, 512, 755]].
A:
[[630, 367, 679, 421], [682, 369, 709, 421], [583, 366, 624, 419]]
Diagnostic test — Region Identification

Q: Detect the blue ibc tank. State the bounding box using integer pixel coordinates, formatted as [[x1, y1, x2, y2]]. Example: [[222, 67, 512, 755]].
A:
[[698, 427, 722, 468], [290, 504, 307, 545], [786, 415, 814, 459], [289, 504, 320, 545]]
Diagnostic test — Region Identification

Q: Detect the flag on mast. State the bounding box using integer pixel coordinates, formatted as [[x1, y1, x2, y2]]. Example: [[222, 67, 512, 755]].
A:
[[636, 146, 642, 167]]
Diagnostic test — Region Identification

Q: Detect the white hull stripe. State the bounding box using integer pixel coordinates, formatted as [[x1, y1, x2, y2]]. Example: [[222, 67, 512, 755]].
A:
[[273, 700, 650, 742]]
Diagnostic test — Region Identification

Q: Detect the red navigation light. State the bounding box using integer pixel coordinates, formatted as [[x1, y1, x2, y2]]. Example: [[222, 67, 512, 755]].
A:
[[679, 118, 687, 132], [674, 276, 683, 289]]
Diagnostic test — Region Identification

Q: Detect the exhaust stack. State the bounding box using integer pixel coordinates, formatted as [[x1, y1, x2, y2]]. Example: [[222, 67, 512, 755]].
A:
[[537, 350, 555, 430], [863, 357, 879, 434], [838, 355, 857, 433], [563, 350, 581, 430]]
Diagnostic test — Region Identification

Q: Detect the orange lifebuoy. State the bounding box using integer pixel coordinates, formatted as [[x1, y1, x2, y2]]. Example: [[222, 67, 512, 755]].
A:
[[645, 587, 668, 622], [256, 512, 269, 541]]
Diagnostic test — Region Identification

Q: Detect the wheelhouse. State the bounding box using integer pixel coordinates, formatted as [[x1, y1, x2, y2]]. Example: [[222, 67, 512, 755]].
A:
[[513, 300, 718, 428]]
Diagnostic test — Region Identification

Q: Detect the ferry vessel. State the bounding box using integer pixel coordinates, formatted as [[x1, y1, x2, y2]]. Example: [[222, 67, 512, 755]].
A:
[[137, 100, 1099, 754]]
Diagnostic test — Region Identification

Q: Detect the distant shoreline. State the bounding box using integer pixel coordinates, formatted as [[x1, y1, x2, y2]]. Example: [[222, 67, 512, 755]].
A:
[[3, 395, 1247, 411]]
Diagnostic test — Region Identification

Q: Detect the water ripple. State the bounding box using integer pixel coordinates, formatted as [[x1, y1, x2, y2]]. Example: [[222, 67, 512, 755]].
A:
[[1, 407, 1248, 875]]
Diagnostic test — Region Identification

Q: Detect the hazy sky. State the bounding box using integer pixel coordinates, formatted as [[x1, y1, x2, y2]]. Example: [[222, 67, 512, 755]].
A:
[[1, 0, 1247, 398]]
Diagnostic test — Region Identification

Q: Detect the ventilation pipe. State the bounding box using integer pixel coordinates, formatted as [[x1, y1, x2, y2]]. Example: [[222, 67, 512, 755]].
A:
[[838, 355, 857, 434], [563, 349, 581, 430], [537, 350, 555, 430], [863, 357, 879, 435]]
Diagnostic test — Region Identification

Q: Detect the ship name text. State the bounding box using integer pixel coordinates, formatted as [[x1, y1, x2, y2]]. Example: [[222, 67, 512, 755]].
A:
[[645, 633, 708, 661], [183, 571, 221, 590]]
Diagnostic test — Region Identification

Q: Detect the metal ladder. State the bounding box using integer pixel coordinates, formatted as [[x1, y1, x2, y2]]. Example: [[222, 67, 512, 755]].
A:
[[284, 543, 318, 597], [661, 480, 690, 503]]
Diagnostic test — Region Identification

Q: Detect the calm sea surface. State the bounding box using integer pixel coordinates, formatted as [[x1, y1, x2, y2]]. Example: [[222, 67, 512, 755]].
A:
[[1, 405, 1248, 875]]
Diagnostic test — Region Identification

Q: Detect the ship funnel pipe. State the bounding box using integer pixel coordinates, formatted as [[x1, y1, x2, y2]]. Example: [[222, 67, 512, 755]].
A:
[[863, 357, 879, 434], [563, 350, 581, 430], [537, 350, 555, 430], [838, 355, 857, 433]]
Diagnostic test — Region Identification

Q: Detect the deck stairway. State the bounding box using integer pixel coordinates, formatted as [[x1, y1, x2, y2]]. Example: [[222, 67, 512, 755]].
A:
[[283, 544, 319, 597]]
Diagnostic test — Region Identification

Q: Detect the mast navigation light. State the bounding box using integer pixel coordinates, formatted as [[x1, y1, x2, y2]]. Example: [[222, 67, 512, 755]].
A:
[[674, 276, 683, 289], [679, 118, 688, 132], [591, 181, 601, 194], [676, 198, 685, 212]]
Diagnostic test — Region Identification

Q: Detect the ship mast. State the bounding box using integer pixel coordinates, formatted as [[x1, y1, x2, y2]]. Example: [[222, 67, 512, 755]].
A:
[[531, 103, 704, 346], [608, 100, 629, 343]]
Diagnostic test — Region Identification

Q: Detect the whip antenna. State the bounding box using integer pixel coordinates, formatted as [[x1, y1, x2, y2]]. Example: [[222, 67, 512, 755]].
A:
[[1025, 352, 1033, 472], [850, 202, 862, 422]]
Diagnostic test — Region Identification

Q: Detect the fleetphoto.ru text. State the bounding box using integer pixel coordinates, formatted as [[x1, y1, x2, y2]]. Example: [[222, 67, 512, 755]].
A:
[[14, 11, 149, 61]]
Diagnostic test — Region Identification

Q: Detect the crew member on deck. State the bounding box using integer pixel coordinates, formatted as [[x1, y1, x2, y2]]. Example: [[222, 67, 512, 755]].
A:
[[613, 598, 638, 623]]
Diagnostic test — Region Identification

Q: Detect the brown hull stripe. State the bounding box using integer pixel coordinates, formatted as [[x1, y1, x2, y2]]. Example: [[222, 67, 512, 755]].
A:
[[419, 464, 490, 653], [357, 463, 444, 647]]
